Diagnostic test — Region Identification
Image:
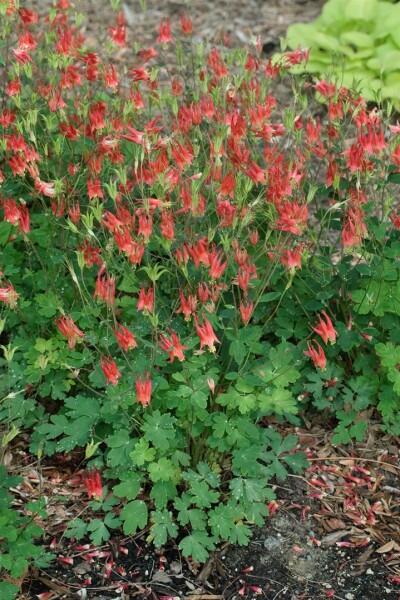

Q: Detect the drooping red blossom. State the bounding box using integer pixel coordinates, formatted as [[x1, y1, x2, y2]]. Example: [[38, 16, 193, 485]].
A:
[[87, 178, 103, 199], [312, 311, 337, 345], [109, 11, 126, 47], [276, 202, 308, 235], [55, 316, 85, 349], [313, 80, 337, 99], [158, 330, 187, 362], [68, 202, 81, 224], [187, 237, 210, 268], [197, 282, 210, 303], [0, 109, 16, 127], [34, 179, 56, 197], [207, 48, 228, 78], [137, 211, 153, 240], [2, 197, 30, 233], [171, 141, 194, 170], [121, 125, 145, 145], [304, 340, 327, 370], [51, 198, 65, 217], [12, 48, 32, 65], [389, 121, 400, 134], [244, 160, 265, 184], [129, 67, 151, 82], [177, 288, 198, 320], [0, 283, 19, 308], [342, 205, 367, 248], [279, 247, 303, 271], [136, 372, 152, 407], [283, 45, 310, 66], [156, 18, 173, 45], [208, 246, 228, 280], [159, 209, 175, 240], [236, 261, 257, 296], [180, 15, 193, 35], [239, 299, 254, 324], [84, 468, 103, 501], [216, 198, 237, 227], [79, 240, 102, 268], [5, 79, 21, 96], [94, 266, 115, 306], [113, 324, 138, 352], [18, 7, 39, 25], [137, 47, 158, 62], [88, 101, 107, 131], [137, 285, 154, 313], [390, 146, 400, 171], [194, 315, 220, 352], [101, 355, 121, 386], [103, 64, 119, 89], [390, 211, 400, 230]]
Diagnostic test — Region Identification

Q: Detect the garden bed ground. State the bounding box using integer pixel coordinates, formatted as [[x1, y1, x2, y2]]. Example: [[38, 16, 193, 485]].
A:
[[10, 418, 400, 599], [8, 1, 400, 598]]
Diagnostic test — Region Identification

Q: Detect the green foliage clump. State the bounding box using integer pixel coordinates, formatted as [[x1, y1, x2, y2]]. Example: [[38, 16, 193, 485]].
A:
[[1, 0, 400, 566], [286, 0, 400, 102], [0, 467, 53, 600]]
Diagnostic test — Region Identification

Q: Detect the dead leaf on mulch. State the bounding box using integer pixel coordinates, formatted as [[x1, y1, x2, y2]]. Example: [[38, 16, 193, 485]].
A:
[[376, 540, 400, 554]]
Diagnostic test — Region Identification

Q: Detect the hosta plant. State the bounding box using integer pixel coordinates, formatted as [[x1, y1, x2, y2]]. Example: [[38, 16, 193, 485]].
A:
[[1, 0, 400, 563], [286, 0, 400, 103]]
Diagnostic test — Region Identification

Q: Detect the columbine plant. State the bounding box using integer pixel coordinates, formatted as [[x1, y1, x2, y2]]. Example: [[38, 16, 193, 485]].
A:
[[1, 0, 400, 562]]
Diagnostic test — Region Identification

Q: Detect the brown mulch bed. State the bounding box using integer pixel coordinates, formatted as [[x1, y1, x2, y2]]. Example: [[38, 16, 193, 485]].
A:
[[7, 419, 400, 599]]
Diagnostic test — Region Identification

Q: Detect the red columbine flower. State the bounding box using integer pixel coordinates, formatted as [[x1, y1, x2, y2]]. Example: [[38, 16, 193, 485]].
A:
[[283, 45, 310, 66], [197, 282, 210, 303], [177, 288, 198, 320], [313, 80, 337, 99], [109, 11, 127, 47], [12, 48, 32, 65], [158, 330, 187, 362], [113, 324, 137, 352], [84, 468, 103, 501], [55, 316, 85, 350], [2, 197, 30, 233], [276, 202, 308, 235], [87, 178, 103, 200], [279, 247, 303, 271], [101, 356, 121, 386], [94, 266, 115, 306], [0, 284, 19, 308], [137, 285, 154, 314], [239, 299, 254, 324], [207, 48, 228, 78], [18, 7, 39, 25], [341, 205, 367, 248], [194, 315, 220, 352], [390, 211, 400, 230], [208, 246, 228, 280], [312, 311, 337, 345], [180, 15, 193, 35], [304, 340, 327, 370], [34, 179, 56, 197], [156, 18, 173, 44], [136, 372, 152, 407], [6, 79, 21, 96]]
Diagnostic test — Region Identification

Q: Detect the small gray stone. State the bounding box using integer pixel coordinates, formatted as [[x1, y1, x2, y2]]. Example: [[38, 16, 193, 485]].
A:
[[263, 536, 282, 550]]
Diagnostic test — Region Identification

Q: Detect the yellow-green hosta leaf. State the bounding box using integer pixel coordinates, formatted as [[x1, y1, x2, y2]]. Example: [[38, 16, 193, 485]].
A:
[[340, 31, 374, 48], [344, 0, 377, 22]]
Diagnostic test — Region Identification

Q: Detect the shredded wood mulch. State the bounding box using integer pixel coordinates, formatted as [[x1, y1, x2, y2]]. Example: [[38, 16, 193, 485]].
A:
[[5, 418, 400, 599]]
